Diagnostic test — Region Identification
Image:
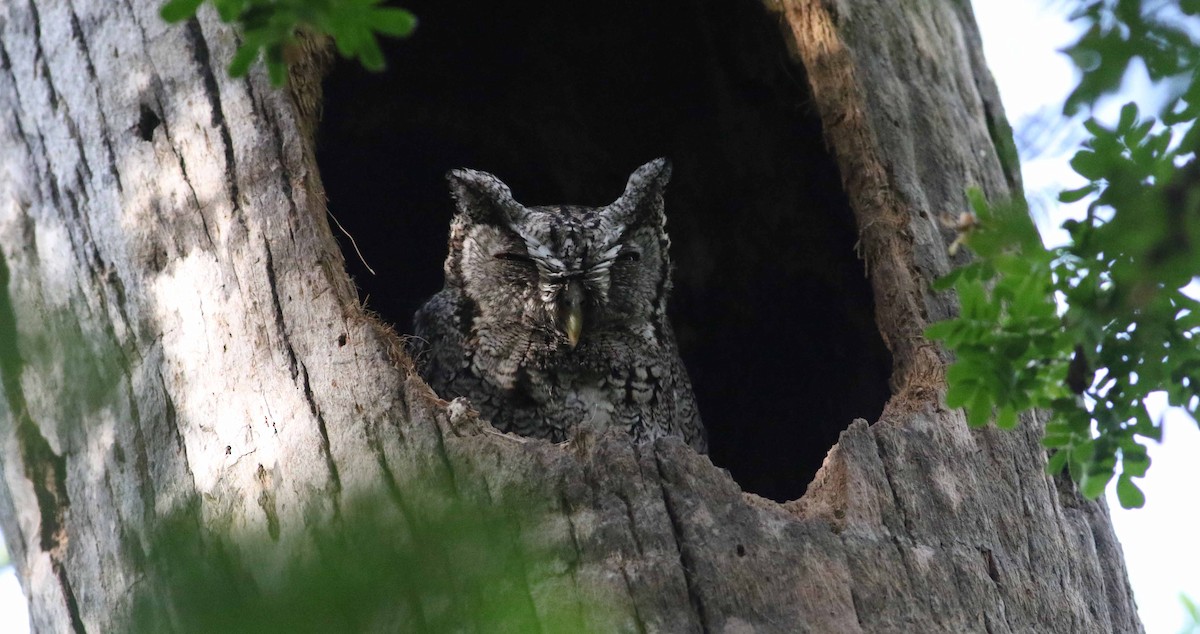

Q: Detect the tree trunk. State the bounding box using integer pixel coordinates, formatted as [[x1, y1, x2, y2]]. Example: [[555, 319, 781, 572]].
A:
[[0, 0, 1143, 632]]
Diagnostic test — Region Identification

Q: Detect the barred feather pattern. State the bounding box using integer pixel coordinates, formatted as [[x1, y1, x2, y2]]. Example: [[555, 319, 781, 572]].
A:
[[412, 159, 707, 452]]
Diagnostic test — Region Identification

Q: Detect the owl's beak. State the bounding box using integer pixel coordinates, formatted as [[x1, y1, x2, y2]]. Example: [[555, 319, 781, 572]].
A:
[[561, 281, 586, 349], [565, 307, 583, 349]]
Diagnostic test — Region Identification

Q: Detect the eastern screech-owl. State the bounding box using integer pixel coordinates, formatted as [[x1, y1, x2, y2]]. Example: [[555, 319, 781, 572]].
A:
[[413, 158, 707, 452]]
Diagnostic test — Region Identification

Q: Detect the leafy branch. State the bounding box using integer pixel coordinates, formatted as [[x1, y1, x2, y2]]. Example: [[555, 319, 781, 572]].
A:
[[160, 0, 417, 85], [929, 0, 1200, 508]]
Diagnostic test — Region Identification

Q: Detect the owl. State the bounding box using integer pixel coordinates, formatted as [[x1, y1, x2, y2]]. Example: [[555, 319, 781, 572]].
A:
[[413, 158, 707, 453]]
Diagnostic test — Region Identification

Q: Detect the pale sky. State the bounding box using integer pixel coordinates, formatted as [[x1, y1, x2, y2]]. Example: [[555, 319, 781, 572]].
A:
[[1, 3, 1197, 633]]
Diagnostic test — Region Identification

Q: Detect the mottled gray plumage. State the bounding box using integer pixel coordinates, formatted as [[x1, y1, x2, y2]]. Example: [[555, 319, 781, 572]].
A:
[[413, 159, 707, 452]]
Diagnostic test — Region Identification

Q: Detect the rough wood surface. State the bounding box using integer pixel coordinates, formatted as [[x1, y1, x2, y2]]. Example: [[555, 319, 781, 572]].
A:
[[0, 0, 1142, 632]]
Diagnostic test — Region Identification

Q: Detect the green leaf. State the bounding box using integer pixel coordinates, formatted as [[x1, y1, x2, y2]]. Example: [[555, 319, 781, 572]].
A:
[[1082, 117, 1107, 137], [160, 0, 205, 22], [1080, 470, 1112, 499], [1115, 474, 1145, 508], [1063, 28, 1135, 114], [213, 0, 246, 22], [932, 268, 965, 291], [227, 41, 261, 78], [1059, 183, 1099, 203], [332, 22, 362, 58], [1041, 433, 1073, 448], [966, 187, 989, 217], [924, 320, 958, 341], [242, 4, 277, 30], [1072, 437, 1096, 462], [1116, 102, 1138, 134], [1066, 45, 1102, 73], [267, 59, 288, 87], [1046, 449, 1069, 474], [1122, 451, 1150, 478], [1069, 150, 1105, 180], [372, 7, 418, 37], [945, 376, 976, 409], [967, 388, 992, 427], [995, 406, 1018, 430], [1127, 119, 1154, 146], [356, 32, 386, 71], [1067, 451, 1084, 482], [958, 280, 988, 319]]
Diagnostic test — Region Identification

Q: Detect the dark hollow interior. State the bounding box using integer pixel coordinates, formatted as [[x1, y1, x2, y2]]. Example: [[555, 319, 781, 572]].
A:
[[316, 0, 893, 502]]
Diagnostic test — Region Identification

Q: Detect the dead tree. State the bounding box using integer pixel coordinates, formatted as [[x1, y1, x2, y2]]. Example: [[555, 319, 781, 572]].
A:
[[0, 0, 1143, 631]]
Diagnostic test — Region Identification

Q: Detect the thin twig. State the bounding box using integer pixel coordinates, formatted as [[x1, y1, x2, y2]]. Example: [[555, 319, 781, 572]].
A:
[[327, 209, 377, 275]]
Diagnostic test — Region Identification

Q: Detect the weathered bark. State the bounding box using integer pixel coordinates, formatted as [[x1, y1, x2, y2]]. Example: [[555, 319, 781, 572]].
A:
[[0, 0, 1142, 632]]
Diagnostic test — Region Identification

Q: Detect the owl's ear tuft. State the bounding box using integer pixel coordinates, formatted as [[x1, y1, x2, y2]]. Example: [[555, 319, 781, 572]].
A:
[[612, 158, 672, 225], [446, 168, 526, 224]]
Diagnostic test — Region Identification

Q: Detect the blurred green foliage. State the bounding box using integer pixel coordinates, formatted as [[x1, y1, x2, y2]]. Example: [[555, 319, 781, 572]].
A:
[[1064, 0, 1200, 118], [159, 0, 417, 85], [929, 0, 1200, 508], [130, 485, 608, 633]]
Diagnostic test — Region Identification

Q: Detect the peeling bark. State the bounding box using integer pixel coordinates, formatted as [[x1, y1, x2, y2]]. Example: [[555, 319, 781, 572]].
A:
[[0, 0, 1142, 632]]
